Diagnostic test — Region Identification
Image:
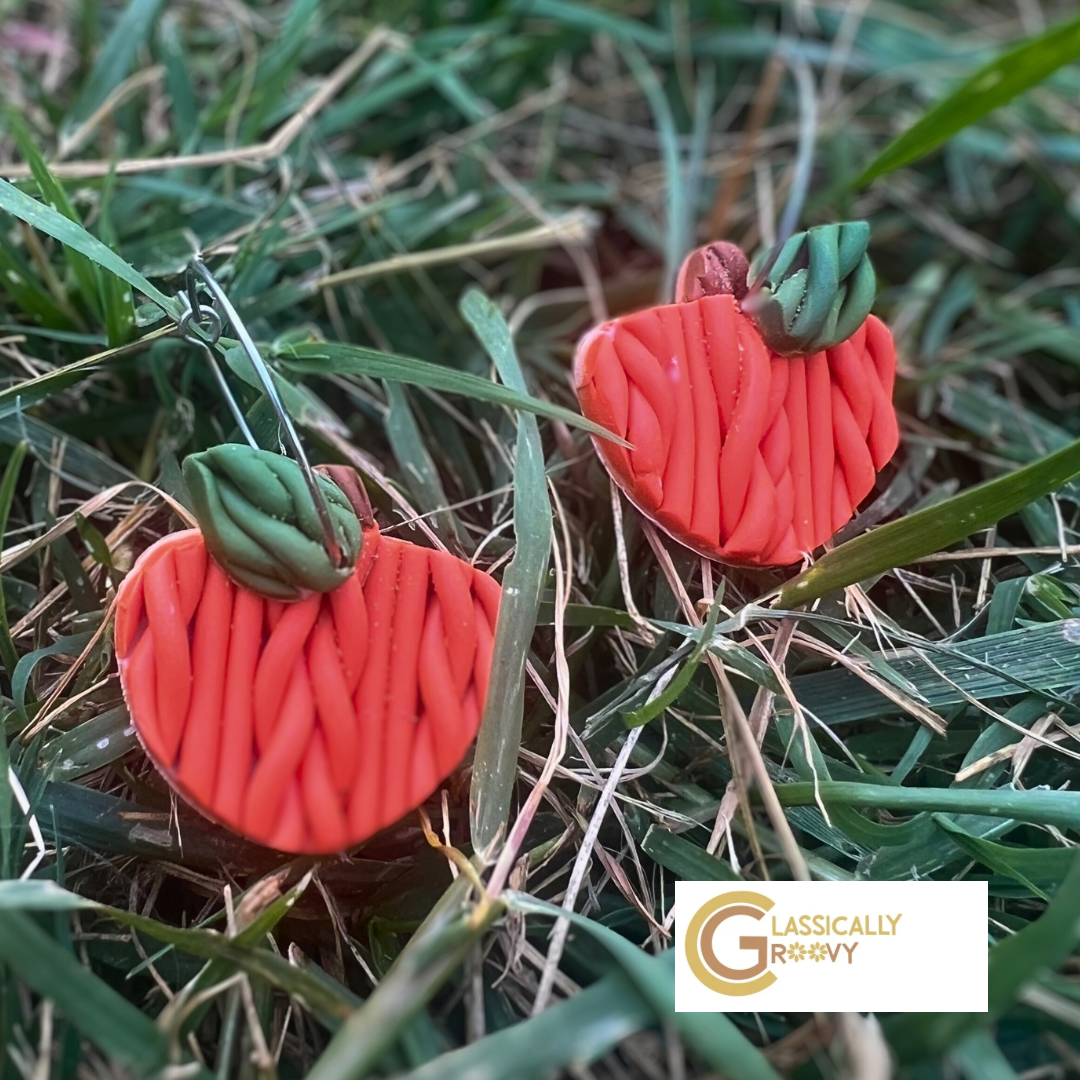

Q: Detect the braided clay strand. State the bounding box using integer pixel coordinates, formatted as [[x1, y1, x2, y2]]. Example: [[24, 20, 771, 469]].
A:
[[573, 225, 899, 567], [115, 527, 500, 854]]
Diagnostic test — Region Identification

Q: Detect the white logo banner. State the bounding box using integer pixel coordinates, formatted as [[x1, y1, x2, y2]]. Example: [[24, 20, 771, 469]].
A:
[[675, 880, 988, 1012]]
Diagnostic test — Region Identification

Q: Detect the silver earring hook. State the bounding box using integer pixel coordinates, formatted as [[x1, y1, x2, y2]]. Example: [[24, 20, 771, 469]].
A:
[[173, 257, 345, 570], [177, 286, 258, 449]]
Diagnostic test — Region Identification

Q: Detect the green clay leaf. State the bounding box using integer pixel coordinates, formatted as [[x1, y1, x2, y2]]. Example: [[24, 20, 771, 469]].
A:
[[183, 456, 287, 581], [212, 445, 296, 522], [216, 483, 346, 593], [836, 221, 871, 278], [791, 227, 840, 340], [835, 254, 878, 344], [767, 231, 803, 282], [750, 222, 877, 356], [183, 445, 362, 600]]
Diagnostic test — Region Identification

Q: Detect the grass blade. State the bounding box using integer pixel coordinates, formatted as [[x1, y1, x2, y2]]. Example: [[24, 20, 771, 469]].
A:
[[855, 13, 1080, 186], [44, 705, 136, 781], [157, 15, 198, 142], [0, 911, 180, 1076], [0, 442, 27, 681], [624, 598, 721, 728], [774, 434, 1080, 607], [950, 1032, 1022, 1080], [618, 39, 687, 297], [0, 880, 96, 910], [787, 621, 1080, 723], [0, 327, 176, 420], [280, 341, 624, 443], [6, 115, 102, 322], [641, 825, 742, 881], [239, 0, 322, 139], [383, 382, 463, 546], [395, 961, 663, 1080], [96, 179, 137, 346], [461, 290, 553, 856], [507, 892, 783, 1080], [884, 851, 1080, 1060], [776, 781, 1080, 833], [0, 179, 180, 316], [931, 815, 1067, 899], [306, 877, 502, 1080], [62, 0, 167, 134], [9, 877, 357, 1024]]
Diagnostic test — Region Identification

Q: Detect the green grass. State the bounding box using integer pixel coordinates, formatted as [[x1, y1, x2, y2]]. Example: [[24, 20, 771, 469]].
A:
[[2, 1, 1080, 1077]]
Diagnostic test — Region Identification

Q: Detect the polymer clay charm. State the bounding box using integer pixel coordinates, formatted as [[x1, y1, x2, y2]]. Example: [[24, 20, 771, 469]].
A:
[[573, 222, 899, 567], [114, 446, 500, 855]]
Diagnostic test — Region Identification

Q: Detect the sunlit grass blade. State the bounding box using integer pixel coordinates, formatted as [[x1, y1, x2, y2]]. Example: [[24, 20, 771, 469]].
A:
[[280, 341, 625, 443], [0, 178, 180, 316], [855, 13, 1080, 186], [776, 781, 1080, 832], [6, 115, 103, 323], [461, 289, 552, 856], [774, 435, 1080, 607]]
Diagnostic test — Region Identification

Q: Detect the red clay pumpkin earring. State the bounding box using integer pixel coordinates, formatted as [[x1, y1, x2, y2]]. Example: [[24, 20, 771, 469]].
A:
[[573, 222, 899, 567], [113, 261, 500, 855]]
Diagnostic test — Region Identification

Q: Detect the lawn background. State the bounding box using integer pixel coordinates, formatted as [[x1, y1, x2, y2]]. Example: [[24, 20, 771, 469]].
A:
[[2, 1, 1080, 1077]]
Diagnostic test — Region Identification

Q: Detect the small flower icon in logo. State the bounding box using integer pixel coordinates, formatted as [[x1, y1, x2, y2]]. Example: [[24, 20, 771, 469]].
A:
[[808, 942, 827, 962], [788, 942, 807, 962]]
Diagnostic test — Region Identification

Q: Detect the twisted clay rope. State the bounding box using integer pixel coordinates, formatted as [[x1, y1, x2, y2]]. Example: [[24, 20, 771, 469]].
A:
[[115, 527, 500, 854], [574, 292, 898, 567]]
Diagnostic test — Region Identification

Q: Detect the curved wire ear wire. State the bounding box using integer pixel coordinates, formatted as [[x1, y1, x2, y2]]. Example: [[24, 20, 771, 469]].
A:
[[176, 283, 258, 449], [174, 257, 344, 568]]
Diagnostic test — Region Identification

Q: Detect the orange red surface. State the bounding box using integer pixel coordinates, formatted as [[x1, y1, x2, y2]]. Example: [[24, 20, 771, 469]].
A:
[[574, 292, 899, 566], [114, 527, 500, 854]]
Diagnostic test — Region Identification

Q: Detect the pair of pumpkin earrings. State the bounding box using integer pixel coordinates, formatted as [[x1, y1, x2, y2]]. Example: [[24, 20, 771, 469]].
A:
[[116, 224, 899, 855]]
